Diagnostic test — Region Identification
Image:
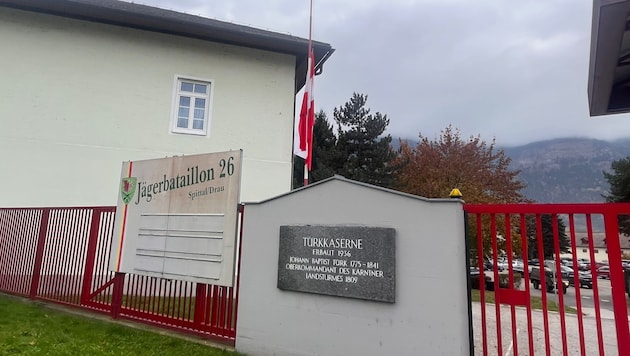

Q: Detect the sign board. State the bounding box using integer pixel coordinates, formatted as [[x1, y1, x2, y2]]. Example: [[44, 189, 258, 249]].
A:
[[277, 225, 396, 302], [109, 150, 242, 286]]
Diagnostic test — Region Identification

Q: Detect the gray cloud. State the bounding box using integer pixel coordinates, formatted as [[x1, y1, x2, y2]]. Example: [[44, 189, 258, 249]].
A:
[[129, 0, 630, 146]]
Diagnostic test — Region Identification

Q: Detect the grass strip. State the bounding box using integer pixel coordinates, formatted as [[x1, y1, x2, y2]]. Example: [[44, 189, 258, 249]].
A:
[[0, 294, 236, 355], [471, 289, 578, 314]]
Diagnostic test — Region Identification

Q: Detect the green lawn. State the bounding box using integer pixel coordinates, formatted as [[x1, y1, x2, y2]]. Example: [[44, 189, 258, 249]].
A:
[[0, 294, 236, 355], [471, 289, 578, 314]]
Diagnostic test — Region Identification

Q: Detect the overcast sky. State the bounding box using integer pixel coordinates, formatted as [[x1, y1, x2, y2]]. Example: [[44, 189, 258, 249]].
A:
[[129, 0, 630, 147]]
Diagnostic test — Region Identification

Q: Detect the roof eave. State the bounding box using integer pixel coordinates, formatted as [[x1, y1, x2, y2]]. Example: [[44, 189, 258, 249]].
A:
[[0, 0, 334, 94], [588, 0, 630, 116]]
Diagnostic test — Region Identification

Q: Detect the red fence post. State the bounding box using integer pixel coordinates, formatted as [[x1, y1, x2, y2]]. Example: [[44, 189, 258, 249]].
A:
[[603, 212, 630, 354], [194, 284, 207, 327], [29, 208, 50, 299], [111, 272, 125, 319], [81, 208, 102, 305]]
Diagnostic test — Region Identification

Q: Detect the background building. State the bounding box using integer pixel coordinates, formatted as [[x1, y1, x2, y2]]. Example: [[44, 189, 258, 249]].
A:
[[0, 0, 333, 207]]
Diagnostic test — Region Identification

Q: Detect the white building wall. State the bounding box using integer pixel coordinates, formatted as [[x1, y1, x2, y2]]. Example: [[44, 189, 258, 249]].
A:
[[237, 178, 470, 356], [0, 7, 296, 207]]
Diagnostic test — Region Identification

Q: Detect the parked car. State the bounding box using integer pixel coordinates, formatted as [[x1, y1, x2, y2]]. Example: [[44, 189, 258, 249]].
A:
[[576, 270, 593, 289], [595, 262, 608, 270], [577, 263, 590, 271], [577, 258, 590, 271], [484, 260, 505, 272], [530, 266, 568, 294], [483, 260, 494, 271], [554, 263, 585, 288], [559, 265, 574, 280], [597, 265, 610, 279], [496, 258, 509, 271]]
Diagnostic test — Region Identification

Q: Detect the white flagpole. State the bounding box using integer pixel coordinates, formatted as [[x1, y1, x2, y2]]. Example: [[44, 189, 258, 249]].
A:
[[303, 0, 313, 187]]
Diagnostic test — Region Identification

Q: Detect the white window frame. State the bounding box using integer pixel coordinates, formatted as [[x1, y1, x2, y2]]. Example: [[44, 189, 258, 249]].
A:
[[170, 76, 214, 136]]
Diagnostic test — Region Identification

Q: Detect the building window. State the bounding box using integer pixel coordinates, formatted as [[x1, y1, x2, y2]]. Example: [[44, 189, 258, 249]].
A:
[[582, 249, 587, 253], [594, 249, 599, 253], [171, 77, 212, 135]]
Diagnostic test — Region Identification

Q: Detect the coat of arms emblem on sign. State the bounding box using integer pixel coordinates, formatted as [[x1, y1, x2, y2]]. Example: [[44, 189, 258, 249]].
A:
[[120, 177, 137, 205]]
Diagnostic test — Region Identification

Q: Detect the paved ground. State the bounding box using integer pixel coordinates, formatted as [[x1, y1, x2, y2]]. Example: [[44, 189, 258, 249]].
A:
[[527, 278, 620, 315], [471, 302, 624, 355]]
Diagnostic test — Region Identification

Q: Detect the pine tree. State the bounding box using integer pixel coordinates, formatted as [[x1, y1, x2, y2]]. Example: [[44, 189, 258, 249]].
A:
[[603, 157, 630, 236], [525, 215, 570, 260], [332, 93, 397, 187], [310, 111, 338, 182], [292, 155, 305, 189], [292, 111, 339, 188]]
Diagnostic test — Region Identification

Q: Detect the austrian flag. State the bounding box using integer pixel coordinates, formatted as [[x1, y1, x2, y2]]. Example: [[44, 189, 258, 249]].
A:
[[298, 49, 315, 170]]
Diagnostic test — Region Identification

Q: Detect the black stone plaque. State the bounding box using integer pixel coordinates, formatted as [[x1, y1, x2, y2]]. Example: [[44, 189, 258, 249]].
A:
[[277, 225, 395, 303]]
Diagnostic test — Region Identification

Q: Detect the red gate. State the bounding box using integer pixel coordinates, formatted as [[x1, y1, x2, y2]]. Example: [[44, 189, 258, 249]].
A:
[[4, 204, 630, 352], [0, 206, 241, 345], [465, 203, 630, 355]]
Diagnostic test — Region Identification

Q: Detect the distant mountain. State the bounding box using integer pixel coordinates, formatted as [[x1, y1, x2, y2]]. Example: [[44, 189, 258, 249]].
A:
[[392, 136, 630, 203], [503, 138, 630, 203]]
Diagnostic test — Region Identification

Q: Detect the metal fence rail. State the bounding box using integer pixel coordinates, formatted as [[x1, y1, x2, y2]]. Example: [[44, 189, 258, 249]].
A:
[[0, 206, 239, 345], [9, 203, 627, 352], [0, 208, 42, 296], [465, 203, 630, 356]]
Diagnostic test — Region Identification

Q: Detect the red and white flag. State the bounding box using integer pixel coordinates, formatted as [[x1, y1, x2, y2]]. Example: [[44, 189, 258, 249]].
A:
[[298, 50, 315, 171]]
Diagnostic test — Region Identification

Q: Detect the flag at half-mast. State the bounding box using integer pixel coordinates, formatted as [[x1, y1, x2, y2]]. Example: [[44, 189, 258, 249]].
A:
[[298, 49, 315, 170]]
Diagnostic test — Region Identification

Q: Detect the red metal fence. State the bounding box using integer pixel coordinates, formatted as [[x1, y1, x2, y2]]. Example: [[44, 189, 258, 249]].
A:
[[4, 203, 630, 352], [465, 203, 630, 355], [0, 206, 239, 345]]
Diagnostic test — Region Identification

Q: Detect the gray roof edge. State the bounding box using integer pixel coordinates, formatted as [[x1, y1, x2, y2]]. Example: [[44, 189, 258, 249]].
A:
[[588, 0, 630, 115], [0, 0, 334, 85], [242, 175, 464, 205]]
